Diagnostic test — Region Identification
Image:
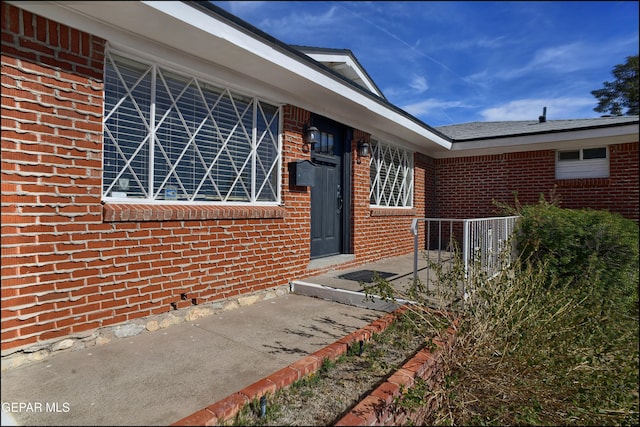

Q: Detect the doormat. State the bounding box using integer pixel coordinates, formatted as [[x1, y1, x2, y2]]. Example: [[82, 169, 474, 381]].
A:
[[337, 269, 396, 283]]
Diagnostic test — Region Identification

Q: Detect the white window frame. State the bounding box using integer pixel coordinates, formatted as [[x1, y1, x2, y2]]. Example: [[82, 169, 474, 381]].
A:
[[102, 49, 282, 205], [369, 140, 414, 208], [556, 147, 609, 179]]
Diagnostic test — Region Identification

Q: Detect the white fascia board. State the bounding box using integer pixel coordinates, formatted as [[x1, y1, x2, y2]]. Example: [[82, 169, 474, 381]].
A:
[[433, 124, 639, 158], [9, 1, 450, 153]]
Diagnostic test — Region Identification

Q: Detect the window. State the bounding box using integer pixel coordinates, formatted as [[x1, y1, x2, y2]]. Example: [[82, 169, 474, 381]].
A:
[[102, 51, 281, 204], [556, 147, 608, 179], [312, 131, 334, 155], [369, 140, 413, 207]]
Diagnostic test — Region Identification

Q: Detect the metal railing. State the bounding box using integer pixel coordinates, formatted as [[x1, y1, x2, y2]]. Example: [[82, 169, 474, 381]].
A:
[[410, 216, 520, 298]]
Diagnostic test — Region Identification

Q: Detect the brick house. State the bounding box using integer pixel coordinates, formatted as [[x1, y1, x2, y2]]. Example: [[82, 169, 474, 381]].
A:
[[1, 1, 638, 358]]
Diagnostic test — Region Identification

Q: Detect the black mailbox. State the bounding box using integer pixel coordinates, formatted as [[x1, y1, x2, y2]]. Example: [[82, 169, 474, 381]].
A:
[[289, 160, 316, 187]]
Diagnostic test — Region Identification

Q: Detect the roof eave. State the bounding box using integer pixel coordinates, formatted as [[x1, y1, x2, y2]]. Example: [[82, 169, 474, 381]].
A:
[[434, 123, 639, 158], [8, 0, 451, 153]]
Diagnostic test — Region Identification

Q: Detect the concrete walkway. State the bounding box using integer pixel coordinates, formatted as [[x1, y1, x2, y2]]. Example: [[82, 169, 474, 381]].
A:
[[1, 294, 381, 426], [0, 252, 451, 426]]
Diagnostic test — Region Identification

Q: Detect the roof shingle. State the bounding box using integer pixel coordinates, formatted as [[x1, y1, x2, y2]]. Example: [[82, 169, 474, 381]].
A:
[[435, 116, 640, 141]]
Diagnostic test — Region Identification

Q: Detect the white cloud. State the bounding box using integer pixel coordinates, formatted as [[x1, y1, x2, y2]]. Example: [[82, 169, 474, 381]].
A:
[[495, 36, 639, 82], [480, 97, 598, 121], [531, 44, 580, 67], [383, 75, 429, 98], [402, 99, 465, 117], [409, 75, 429, 93], [494, 43, 585, 80], [232, 4, 345, 40], [445, 35, 512, 51], [463, 70, 492, 89], [226, 1, 268, 15]]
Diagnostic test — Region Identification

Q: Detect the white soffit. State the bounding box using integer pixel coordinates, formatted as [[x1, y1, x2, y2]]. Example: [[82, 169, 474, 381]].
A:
[[9, 0, 451, 153]]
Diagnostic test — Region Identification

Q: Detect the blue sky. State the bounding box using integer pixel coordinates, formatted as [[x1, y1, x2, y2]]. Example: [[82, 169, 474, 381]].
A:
[[212, 1, 638, 127]]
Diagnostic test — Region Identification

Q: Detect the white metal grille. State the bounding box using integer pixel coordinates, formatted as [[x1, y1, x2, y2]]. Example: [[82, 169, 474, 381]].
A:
[[369, 140, 413, 207], [102, 51, 281, 203]]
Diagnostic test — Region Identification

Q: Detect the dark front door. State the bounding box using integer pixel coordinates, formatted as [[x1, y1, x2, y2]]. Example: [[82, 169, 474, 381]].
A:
[[310, 117, 349, 259]]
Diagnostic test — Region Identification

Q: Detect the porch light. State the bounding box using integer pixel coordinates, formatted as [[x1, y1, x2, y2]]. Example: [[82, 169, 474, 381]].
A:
[[304, 125, 320, 149], [357, 139, 370, 163]]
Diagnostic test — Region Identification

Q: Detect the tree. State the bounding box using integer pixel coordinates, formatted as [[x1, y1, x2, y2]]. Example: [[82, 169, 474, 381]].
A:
[[591, 54, 639, 116]]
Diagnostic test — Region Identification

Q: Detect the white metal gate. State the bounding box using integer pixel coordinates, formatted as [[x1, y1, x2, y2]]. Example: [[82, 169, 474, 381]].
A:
[[410, 216, 520, 298]]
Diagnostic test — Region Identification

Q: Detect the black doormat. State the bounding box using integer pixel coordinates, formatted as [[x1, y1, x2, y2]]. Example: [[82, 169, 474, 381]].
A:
[[337, 269, 396, 283]]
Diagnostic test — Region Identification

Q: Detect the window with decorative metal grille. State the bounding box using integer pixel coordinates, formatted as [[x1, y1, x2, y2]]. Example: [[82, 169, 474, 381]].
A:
[[102, 51, 281, 204], [369, 140, 414, 207]]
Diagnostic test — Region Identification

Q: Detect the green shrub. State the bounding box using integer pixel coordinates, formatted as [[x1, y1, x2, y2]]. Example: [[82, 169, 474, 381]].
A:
[[514, 197, 639, 315]]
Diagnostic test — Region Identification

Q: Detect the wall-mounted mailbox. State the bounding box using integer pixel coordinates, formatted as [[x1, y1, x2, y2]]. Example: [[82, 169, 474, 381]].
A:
[[289, 160, 316, 187]]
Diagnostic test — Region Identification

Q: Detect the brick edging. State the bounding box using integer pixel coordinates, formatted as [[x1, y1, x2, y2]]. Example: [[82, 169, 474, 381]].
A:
[[171, 307, 458, 427], [334, 318, 459, 426]]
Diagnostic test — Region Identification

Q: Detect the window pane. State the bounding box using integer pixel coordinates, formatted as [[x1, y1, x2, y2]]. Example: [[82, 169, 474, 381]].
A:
[[255, 101, 279, 201], [558, 151, 580, 161], [103, 53, 151, 199], [154, 70, 189, 200], [369, 145, 379, 205], [583, 147, 606, 159]]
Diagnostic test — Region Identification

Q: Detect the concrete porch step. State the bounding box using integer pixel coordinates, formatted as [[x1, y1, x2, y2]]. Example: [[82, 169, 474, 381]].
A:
[[290, 280, 412, 312]]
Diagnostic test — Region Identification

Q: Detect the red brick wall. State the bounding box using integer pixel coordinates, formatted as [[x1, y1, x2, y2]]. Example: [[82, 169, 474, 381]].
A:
[[0, 5, 428, 353], [434, 143, 639, 221], [2, 3, 107, 351], [554, 142, 639, 221]]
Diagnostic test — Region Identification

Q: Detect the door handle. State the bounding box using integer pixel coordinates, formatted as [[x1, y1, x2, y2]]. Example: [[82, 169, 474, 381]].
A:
[[337, 186, 343, 213]]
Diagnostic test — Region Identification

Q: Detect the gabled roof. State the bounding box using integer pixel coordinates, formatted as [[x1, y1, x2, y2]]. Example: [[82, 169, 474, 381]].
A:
[[290, 45, 386, 99], [435, 116, 640, 141]]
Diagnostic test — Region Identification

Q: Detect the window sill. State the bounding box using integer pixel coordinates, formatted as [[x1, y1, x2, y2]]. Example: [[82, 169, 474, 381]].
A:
[[103, 203, 287, 222], [555, 177, 610, 188], [369, 207, 416, 217]]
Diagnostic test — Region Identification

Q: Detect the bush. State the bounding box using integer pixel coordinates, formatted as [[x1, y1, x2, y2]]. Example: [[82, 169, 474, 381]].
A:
[[418, 198, 639, 425], [514, 197, 639, 315]]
